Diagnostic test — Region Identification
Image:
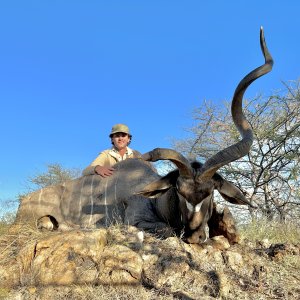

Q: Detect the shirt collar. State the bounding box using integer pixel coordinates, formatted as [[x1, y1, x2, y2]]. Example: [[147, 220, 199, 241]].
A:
[[109, 146, 133, 161], [111, 146, 133, 155]]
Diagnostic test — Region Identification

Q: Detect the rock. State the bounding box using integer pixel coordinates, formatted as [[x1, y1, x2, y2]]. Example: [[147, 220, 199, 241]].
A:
[[1, 224, 300, 299], [0, 228, 145, 287], [223, 250, 244, 271], [218, 270, 231, 298], [0, 263, 19, 288], [21, 229, 107, 285], [207, 235, 231, 250], [261, 238, 271, 248], [98, 244, 143, 284]]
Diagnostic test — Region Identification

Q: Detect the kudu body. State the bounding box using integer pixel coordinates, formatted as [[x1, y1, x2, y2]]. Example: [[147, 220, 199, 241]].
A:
[[16, 28, 273, 243]]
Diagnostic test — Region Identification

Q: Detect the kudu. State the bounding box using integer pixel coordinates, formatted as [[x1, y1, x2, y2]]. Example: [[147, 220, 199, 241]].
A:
[[16, 27, 273, 244], [137, 27, 273, 243]]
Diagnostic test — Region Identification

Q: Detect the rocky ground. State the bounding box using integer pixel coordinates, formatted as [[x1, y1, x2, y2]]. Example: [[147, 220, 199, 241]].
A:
[[0, 224, 299, 300]]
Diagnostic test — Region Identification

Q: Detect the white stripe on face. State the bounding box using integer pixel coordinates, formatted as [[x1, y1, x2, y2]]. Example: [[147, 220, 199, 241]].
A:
[[194, 201, 203, 212], [185, 200, 194, 212], [185, 196, 210, 212]]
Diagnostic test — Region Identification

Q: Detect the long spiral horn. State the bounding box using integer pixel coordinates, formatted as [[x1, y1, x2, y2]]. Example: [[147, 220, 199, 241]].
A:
[[198, 27, 274, 181]]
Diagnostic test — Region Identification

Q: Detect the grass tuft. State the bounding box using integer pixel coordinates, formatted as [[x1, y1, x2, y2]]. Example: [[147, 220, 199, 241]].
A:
[[239, 218, 300, 244]]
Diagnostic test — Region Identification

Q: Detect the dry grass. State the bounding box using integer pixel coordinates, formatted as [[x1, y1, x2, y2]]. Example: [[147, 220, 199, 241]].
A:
[[239, 218, 300, 244], [0, 222, 10, 237], [3, 285, 176, 300], [0, 212, 15, 236], [0, 221, 48, 267]]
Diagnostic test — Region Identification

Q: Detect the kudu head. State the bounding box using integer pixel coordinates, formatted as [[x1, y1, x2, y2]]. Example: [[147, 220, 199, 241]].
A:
[[138, 27, 273, 243]]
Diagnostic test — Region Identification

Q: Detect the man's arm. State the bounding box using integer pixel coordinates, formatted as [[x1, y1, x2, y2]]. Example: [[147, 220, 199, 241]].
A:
[[82, 151, 114, 176]]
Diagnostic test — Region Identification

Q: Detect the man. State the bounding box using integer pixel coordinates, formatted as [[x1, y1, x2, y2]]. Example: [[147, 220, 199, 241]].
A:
[[82, 124, 142, 177]]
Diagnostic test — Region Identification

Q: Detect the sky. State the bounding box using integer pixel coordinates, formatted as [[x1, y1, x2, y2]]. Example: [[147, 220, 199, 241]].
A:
[[0, 1, 299, 204]]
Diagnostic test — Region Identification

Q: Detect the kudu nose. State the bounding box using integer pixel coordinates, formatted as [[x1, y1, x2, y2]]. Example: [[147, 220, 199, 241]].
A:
[[186, 228, 208, 244]]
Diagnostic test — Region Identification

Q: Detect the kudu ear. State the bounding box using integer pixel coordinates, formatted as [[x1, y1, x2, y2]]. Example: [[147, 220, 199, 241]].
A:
[[136, 170, 179, 198], [212, 173, 255, 207]]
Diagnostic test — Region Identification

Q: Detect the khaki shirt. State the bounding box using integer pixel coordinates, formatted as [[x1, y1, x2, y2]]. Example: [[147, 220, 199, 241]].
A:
[[82, 146, 142, 176]]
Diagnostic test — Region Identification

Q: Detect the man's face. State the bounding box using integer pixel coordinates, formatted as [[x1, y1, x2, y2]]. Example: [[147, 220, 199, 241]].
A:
[[111, 132, 130, 150]]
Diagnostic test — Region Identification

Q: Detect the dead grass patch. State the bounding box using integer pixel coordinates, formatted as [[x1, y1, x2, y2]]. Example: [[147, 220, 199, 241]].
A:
[[239, 218, 300, 244]]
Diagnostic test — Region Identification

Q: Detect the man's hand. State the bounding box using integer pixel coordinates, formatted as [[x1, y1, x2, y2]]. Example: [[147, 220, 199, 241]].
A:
[[94, 165, 115, 177]]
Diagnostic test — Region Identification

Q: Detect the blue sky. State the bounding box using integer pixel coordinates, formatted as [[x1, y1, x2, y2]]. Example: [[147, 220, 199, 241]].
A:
[[1, 1, 299, 203]]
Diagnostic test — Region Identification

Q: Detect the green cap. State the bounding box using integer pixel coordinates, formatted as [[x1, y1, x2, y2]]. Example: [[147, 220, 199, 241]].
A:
[[109, 124, 131, 137]]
